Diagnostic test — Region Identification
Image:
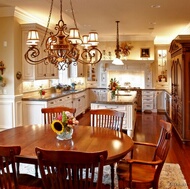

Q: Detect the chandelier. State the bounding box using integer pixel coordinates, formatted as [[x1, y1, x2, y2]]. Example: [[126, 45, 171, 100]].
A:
[[24, 0, 102, 70]]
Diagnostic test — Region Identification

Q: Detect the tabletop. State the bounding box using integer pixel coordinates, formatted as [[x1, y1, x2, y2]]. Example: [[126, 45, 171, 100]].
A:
[[0, 125, 133, 165]]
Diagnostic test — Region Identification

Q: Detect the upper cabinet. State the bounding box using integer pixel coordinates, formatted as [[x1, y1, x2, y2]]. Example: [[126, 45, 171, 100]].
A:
[[21, 24, 58, 80], [69, 62, 84, 78], [155, 45, 170, 90]]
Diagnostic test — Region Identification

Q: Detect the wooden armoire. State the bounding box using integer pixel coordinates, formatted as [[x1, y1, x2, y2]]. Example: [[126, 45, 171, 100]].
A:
[[169, 35, 190, 143]]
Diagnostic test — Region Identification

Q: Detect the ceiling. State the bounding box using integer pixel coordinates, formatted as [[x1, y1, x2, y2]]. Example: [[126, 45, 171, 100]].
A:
[[1, 0, 190, 44]]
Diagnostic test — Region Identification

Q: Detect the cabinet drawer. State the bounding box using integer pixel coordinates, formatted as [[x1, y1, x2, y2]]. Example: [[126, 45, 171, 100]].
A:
[[47, 100, 56, 107], [142, 95, 153, 100], [96, 104, 126, 111], [72, 92, 85, 99], [142, 104, 153, 109], [142, 99, 153, 104], [142, 91, 154, 96], [56, 95, 72, 103]]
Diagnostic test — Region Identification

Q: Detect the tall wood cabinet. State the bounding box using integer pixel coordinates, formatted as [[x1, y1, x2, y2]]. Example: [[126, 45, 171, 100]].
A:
[[169, 35, 190, 142]]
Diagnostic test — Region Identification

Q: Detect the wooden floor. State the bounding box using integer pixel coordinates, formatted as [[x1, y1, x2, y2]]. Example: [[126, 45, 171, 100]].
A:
[[78, 111, 190, 187]]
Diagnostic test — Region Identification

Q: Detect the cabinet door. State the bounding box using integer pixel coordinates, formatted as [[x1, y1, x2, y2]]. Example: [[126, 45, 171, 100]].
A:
[[69, 62, 84, 78], [22, 101, 47, 125], [156, 91, 166, 111], [22, 30, 36, 80]]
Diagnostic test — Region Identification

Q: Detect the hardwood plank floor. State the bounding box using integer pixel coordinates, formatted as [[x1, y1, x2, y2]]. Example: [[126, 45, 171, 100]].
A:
[[78, 111, 190, 187]]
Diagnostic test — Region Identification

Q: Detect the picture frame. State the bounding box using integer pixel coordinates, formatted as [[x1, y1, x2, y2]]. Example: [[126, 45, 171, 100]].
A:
[[140, 48, 150, 58]]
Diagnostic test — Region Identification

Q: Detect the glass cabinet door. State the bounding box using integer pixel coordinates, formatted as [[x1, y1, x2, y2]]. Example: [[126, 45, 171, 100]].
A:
[[157, 50, 167, 82]]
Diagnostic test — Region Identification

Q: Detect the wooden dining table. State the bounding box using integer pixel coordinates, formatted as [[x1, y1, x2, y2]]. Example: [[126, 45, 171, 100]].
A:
[[0, 124, 134, 189]]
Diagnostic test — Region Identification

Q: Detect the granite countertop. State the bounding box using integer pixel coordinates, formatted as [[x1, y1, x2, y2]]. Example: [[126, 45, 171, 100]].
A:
[[22, 89, 86, 101], [91, 91, 137, 105]]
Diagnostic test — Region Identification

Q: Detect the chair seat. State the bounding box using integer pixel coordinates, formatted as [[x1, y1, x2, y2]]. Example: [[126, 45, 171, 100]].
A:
[[0, 173, 42, 189], [18, 173, 43, 189], [117, 160, 156, 189]]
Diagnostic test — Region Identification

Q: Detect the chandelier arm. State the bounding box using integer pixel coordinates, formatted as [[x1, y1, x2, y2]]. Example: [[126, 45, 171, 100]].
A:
[[77, 48, 102, 65], [24, 47, 48, 65]]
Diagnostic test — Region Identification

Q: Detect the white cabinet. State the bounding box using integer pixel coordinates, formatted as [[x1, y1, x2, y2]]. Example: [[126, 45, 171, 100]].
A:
[[91, 103, 136, 138], [156, 91, 166, 112], [142, 90, 156, 112], [23, 94, 73, 125], [89, 89, 108, 103], [22, 101, 47, 125], [69, 62, 84, 78], [86, 64, 98, 87], [21, 24, 58, 80], [72, 91, 86, 116], [47, 95, 73, 108]]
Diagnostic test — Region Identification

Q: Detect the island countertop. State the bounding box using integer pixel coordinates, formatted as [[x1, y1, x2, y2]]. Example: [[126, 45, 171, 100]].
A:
[[91, 91, 137, 105]]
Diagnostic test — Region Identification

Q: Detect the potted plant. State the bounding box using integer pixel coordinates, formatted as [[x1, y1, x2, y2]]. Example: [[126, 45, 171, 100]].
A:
[[56, 83, 63, 93]]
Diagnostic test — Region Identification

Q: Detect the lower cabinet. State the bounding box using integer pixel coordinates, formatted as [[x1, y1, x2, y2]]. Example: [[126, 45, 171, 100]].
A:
[[142, 90, 156, 112], [47, 95, 73, 108], [156, 91, 166, 112], [91, 103, 136, 138], [22, 101, 47, 125], [72, 91, 86, 117]]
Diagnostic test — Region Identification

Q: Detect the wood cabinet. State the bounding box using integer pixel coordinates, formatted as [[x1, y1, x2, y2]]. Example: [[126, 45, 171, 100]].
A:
[[169, 36, 190, 142], [21, 24, 58, 80]]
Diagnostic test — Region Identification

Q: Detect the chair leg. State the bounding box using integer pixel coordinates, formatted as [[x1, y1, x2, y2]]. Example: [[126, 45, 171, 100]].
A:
[[17, 162, 20, 175], [35, 164, 38, 177], [110, 163, 115, 189]]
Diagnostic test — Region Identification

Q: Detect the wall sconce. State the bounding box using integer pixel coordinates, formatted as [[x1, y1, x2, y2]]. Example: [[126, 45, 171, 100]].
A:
[[0, 61, 5, 75]]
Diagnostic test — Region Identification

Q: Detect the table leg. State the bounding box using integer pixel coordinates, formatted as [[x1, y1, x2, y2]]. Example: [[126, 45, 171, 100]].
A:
[[110, 163, 115, 189]]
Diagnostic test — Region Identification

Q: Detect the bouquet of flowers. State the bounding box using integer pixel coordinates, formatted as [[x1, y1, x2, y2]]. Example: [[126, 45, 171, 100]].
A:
[[51, 111, 79, 140], [39, 86, 46, 97], [109, 78, 120, 99]]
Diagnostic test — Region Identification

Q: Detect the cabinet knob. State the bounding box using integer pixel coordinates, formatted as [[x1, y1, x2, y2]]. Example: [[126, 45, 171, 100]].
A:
[[44, 74, 46, 77], [52, 73, 55, 76]]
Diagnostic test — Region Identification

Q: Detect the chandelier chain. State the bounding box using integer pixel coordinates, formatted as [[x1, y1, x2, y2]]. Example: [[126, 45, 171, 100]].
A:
[[41, 0, 54, 47], [70, 0, 78, 28]]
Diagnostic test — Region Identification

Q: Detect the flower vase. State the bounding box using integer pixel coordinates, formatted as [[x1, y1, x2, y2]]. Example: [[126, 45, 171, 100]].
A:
[[40, 94, 45, 99], [111, 90, 116, 100], [57, 128, 73, 140]]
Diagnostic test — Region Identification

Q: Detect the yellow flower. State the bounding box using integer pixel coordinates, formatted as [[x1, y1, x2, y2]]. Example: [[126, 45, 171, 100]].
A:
[[51, 120, 64, 134]]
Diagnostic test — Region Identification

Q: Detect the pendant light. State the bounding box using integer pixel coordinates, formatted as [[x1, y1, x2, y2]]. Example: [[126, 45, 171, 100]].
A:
[[112, 21, 124, 65]]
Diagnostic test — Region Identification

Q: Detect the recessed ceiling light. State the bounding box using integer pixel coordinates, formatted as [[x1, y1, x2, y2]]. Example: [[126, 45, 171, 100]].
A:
[[149, 22, 157, 25], [151, 5, 161, 8]]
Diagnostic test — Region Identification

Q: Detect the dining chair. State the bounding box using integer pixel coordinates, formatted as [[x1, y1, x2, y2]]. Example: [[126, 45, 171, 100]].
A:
[[35, 147, 110, 189], [116, 119, 172, 189], [41, 106, 76, 124], [90, 109, 125, 131], [90, 108, 125, 189], [0, 145, 42, 189]]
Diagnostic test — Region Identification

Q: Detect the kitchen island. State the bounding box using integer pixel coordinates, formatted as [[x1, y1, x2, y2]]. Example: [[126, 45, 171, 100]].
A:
[[91, 91, 137, 138]]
